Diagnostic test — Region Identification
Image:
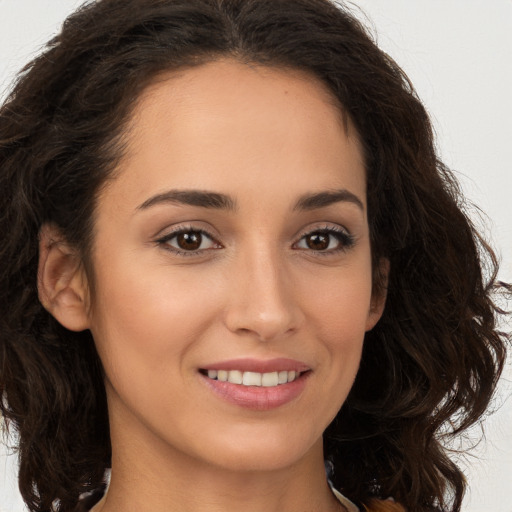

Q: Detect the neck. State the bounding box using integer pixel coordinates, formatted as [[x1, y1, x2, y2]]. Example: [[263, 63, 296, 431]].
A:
[[96, 426, 340, 512]]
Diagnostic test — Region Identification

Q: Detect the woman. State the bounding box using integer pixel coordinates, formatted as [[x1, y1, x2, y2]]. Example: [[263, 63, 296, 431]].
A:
[[0, 1, 508, 511]]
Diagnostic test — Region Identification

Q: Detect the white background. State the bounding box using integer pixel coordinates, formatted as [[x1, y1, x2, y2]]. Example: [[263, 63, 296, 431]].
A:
[[1, 1, 511, 511]]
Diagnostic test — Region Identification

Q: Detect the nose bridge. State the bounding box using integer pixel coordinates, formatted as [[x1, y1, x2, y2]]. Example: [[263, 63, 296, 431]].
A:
[[224, 240, 301, 341]]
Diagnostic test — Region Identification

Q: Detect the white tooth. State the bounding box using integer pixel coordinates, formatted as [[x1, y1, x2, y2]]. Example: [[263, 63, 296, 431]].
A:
[[207, 369, 218, 379], [287, 370, 296, 382], [278, 370, 288, 384], [242, 371, 262, 386], [217, 370, 228, 382], [228, 370, 243, 384], [262, 372, 279, 387]]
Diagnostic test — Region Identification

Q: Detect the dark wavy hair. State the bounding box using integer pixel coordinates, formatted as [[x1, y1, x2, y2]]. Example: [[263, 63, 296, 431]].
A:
[[0, 1, 509, 511]]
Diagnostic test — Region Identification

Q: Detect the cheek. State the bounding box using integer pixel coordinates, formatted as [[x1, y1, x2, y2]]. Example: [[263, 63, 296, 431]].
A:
[[303, 261, 374, 339], [313, 289, 370, 371], [300, 260, 373, 391], [87, 265, 224, 431], [88, 258, 221, 379]]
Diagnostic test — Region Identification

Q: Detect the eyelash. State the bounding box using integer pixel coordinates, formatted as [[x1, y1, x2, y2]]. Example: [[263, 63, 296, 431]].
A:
[[155, 224, 355, 257], [294, 225, 355, 255], [155, 226, 221, 257]]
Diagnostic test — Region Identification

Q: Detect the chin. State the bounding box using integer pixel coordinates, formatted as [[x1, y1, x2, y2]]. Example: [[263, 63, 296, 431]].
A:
[[192, 427, 323, 473]]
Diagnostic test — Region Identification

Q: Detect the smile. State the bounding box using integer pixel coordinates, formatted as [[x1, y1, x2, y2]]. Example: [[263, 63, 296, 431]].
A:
[[203, 369, 303, 387], [199, 359, 311, 410]]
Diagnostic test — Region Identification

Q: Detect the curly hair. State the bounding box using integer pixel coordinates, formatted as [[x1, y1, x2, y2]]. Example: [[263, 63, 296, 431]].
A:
[[0, 1, 508, 511]]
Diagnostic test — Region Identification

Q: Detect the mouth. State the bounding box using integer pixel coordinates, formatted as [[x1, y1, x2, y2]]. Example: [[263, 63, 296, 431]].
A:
[[198, 359, 311, 410], [199, 368, 308, 387]]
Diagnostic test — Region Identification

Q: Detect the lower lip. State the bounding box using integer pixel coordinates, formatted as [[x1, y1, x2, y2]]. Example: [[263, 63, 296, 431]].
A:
[[200, 372, 309, 411]]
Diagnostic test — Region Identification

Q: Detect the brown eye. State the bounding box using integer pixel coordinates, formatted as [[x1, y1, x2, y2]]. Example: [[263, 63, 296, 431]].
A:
[[295, 228, 355, 253], [305, 232, 330, 250], [176, 231, 203, 251], [158, 228, 219, 254]]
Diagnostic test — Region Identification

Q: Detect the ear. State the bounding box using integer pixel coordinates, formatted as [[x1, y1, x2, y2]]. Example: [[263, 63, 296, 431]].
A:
[[37, 223, 90, 331], [365, 257, 389, 331]]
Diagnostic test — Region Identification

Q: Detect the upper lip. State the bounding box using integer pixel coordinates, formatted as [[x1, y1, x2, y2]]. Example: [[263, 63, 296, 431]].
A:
[[200, 358, 311, 374]]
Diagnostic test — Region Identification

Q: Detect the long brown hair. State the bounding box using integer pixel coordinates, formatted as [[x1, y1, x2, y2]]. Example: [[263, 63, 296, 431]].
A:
[[0, 1, 509, 511]]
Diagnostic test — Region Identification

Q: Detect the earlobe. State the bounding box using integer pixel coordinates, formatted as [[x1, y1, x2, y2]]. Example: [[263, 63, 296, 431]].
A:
[[37, 223, 90, 332], [366, 257, 389, 332]]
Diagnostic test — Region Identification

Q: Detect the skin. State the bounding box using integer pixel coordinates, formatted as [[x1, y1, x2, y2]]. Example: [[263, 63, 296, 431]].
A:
[[41, 59, 386, 512]]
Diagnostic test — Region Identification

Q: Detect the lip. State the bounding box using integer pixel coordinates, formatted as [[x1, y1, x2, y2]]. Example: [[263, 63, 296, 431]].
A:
[[200, 357, 311, 373], [199, 358, 311, 411]]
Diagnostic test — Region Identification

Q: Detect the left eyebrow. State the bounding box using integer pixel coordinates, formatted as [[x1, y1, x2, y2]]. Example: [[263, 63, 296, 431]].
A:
[[136, 189, 237, 211], [293, 189, 364, 211]]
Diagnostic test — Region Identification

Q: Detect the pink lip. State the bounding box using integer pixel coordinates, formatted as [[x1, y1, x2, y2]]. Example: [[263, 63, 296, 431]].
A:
[[200, 357, 310, 373], [199, 358, 311, 411]]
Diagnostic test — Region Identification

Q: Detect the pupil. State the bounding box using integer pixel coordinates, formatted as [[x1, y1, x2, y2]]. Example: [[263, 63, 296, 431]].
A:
[[177, 232, 201, 250], [307, 232, 329, 250]]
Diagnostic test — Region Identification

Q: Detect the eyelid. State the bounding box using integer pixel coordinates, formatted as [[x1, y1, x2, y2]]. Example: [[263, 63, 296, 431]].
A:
[[154, 224, 222, 256], [153, 222, 355, 257], [293, 224, 355, 253]]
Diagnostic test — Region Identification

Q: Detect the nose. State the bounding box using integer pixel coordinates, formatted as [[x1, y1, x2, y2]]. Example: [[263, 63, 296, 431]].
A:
[[223, 247, 304, 342]]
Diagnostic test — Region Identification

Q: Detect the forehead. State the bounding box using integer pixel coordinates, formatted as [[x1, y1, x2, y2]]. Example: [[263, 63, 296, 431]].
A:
[[133, 59, 350, 128], [99, 59, 366, 213]]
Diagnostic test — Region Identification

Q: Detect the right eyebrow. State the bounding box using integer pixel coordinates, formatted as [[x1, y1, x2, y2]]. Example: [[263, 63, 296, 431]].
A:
[[136, 189, 237, 212], [293, 189, 364, 212]]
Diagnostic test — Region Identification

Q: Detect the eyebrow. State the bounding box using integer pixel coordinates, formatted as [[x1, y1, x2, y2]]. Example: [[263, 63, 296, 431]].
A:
[[137, 189, 237, 211], [136, 187, 364, 213], [293, 189, 364, 211]]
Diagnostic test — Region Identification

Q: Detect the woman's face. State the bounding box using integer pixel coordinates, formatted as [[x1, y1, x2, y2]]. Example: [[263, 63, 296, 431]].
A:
[[85, 60, 385, 473]]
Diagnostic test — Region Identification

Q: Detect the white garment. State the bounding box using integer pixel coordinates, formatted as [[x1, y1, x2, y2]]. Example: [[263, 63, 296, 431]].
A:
[[331, 486, 360, 512]]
